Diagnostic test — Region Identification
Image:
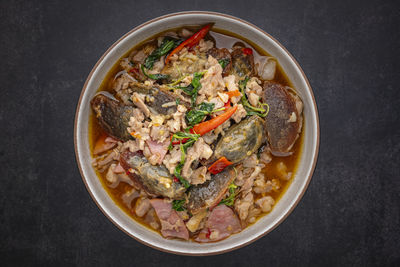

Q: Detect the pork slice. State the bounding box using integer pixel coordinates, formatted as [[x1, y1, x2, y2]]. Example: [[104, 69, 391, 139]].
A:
[[150, 199, 189, 240], [145, 139, 169, 164], [195, 205, 241, 242]]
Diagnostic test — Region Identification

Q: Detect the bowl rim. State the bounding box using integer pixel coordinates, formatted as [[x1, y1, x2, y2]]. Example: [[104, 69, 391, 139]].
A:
[[74, 11, 320, 256]]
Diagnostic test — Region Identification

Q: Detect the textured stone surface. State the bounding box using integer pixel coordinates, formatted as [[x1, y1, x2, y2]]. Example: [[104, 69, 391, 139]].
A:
[[0, 0, 399, 266]]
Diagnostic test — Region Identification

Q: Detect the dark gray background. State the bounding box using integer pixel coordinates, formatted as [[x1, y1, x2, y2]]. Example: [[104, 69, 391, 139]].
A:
[[1, 0, 399, 266]]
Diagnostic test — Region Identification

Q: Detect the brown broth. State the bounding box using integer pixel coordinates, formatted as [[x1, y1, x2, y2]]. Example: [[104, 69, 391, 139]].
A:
[[88, 26, 304, 238]]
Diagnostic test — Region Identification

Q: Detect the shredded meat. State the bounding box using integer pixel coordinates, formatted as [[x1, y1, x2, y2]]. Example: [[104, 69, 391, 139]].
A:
[[135, 197, 151, 217], [189, 166, 211, 185], [182, 138, 213, 179], [255, 196, 275, 213], [234, 192, 254, 221]]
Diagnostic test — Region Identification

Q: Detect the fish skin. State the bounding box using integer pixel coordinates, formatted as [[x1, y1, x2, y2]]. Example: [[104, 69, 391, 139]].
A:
[[187, 167, 235, 214], [120, 150, 186, 199], [214, 115, 265, 164], [91, 93, 135, 141], [229, 47, 255, 79]]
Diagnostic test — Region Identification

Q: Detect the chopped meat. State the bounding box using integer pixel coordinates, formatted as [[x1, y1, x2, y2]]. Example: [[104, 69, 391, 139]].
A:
[[260, 148, 272, 164], [207, 48, 232, 76], [122, 188, 140, 209], [131, 92, 150, 117], [182, 138, 213, 179], [166, 105, 187, 133], [195, 205, 241, 242], [186, 209, 208, 232], [189, 166, 211, 185], [199, 56, 225, 98], [197, 39, 214, 53], [150, 125, 169, 143], [93, 136, 118, 155], [253, 174, 273, 194], [255, 196, 275, 213], [144, 208, 160, 230], [242, 154, 258, 168], [150, 199, 189, 240], [135, 197, 151, 217], [231, 104, 247, 123], [234, 192, 254, 221], [241, 166, 262, 195], [145, 139, 169, 165], [276, 162, 292, 180]]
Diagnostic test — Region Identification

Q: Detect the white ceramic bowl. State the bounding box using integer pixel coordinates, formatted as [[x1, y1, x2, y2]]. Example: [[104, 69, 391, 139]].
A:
[[74, 11, 319, 255]]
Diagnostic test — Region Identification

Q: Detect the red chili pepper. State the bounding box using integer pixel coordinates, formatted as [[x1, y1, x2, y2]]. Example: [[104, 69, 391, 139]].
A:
[[206, 228, 211, 239], [165, 24, 212, 64], [173, 177, 179, 183], [225, 90, 241, 99], [223, 99, 231, 109], [242, 47, 253, 55], [208, 156, 233, 175], [129, 68, 139, 74], [192, 105, 237, 136]]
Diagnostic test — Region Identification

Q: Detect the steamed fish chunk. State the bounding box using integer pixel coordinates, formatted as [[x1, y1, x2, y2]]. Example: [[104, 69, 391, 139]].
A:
[[91, 93, 135, 141], [262, 81, 303, 156], [116, 81, 186, 115], [214, 115, 265, 164], [187, 167, 235, 214], [120, 150, 186, 199], [230, 47, 255, 79]]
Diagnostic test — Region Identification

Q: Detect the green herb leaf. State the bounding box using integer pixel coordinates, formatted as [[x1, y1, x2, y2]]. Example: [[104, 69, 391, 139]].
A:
[[239, 76, 270, 118], [174, 163, 190, 189], [185, 102, 215, 126], [177, 72, 205, 107], [219, 182, 238, 206], [144, 38, 176, 69], [172, 199, 186, 211], [218, 58, 230, 69], [141, 64, 169, 81]]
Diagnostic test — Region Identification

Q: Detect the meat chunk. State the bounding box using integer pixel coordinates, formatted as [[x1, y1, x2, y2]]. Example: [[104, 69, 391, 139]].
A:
[[207, 47, 232, 76], [255, 196, 275, 213], [150, 199, 189, 240], [195, 205, 241, 242], [262, 82, 303, 156], [135, 197, 151, 217]]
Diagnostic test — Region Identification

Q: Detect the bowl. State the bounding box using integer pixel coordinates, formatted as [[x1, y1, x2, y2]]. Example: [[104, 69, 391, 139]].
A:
[[74, 11, 319, 255]]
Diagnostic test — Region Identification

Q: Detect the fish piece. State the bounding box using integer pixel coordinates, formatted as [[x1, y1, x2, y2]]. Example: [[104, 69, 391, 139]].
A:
[[117, 81, 187, 115], [195, 205, 241, 242], [262, 81, 303, 156], [150, 199, 189, 240], [214, 115, 265, 164], [229, 47, 255, 79], [207, 47, 232, 76], [91, 93, 135, 141], [120, 150, 186, 199], [187, 167, 235, 214]]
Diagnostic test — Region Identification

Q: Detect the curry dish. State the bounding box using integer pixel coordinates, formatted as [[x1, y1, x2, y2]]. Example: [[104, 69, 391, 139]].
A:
[[89, 24, 303, 242]]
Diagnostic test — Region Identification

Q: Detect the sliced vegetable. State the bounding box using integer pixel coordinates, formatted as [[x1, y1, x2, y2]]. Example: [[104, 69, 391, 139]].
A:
[[192, 105, 237, 136], [219, 182, 238, 206], [165, 24, 212, 64], [172, 199, 186, 211], [226, 90, 241, 99], [239, 77, 269, 117], [208, 156, 233, 175]]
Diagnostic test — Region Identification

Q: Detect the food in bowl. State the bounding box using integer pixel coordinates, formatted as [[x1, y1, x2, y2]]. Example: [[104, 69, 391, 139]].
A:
[[89, 24, 303, 242]]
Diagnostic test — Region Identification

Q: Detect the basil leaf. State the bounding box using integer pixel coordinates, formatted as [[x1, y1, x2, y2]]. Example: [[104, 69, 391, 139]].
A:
[[174, 163, 190, 189], [218, 58, 230, 69], [177, 72, 204, 107], [219, 183, 238, 206], [239, 76, 269, 117], [185, 102, 215, 126], [141, 64, 169, 81], [144, 38, 176, 69], [172, 199, 186, 211]]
